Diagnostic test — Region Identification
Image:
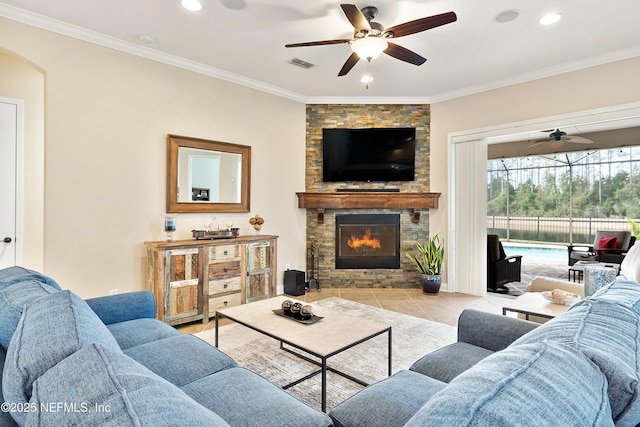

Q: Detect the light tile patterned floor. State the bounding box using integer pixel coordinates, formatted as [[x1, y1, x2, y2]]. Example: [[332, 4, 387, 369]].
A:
[[176, 256, 569, 335], [176, 288, 513, 334]]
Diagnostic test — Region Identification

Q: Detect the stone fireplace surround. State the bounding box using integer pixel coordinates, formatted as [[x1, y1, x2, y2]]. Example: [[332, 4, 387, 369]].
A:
[[302, 104, 437, 288]]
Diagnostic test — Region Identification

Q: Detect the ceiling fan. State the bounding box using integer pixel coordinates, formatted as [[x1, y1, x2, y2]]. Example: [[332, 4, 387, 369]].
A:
[[528, 128, 595, 149], [285, 4, 457, 76]]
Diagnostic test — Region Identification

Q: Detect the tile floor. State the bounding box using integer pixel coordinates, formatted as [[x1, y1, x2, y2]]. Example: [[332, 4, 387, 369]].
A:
[[176, 288, 514, 334]]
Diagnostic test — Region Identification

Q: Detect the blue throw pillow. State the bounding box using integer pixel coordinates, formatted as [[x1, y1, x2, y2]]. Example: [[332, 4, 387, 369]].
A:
[[27, 344, 230, 426], [0, 266, 61, 291], [2, 291, 121, 426], [512, 299, 640, 426], [405, 341, 613, 427], [0, 281, 59, 349]]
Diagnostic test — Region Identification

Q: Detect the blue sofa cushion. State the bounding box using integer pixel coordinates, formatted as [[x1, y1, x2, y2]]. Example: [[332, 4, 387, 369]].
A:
[[329, 370, 446, 427], [27, 343, 231, 426], [181, 367, 333, 427], [124, 334, 236, 387], [107, 318, 182, 350], [0, 281, 59, 349], [409, 342, 495, 383], [0, 266, 61, 291], [585, 279, 640, 314], [405, 341, 613, 427], [0, 349, 18, 427], [512, 297, 640, 426], [2, 291, 120, 425]]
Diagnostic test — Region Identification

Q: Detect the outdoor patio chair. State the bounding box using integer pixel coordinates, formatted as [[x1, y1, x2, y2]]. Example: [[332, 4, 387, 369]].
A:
[[567, 230, 633, 266], [487, 234, 523, 293]]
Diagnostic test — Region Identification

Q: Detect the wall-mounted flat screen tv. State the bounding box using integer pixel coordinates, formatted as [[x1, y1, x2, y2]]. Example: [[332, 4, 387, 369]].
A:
[[322, 127, 416, 182]]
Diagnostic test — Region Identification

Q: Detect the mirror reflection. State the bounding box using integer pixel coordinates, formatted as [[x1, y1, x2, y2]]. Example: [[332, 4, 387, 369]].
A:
[[177, 147, 242, 203], [167, 135, 251, 213]]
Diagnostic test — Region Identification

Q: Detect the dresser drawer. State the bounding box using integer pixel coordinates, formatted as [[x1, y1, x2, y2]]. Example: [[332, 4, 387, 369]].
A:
[[209, 260, 241, 278], [208, 292, 241, 314], [209, 244, 240, 261], [209, 276, 241, 295]]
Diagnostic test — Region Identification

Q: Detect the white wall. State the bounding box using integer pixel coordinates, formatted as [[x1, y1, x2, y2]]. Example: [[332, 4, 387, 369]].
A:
[[430, 57, 640, 290], [0, 18, 307, 298]]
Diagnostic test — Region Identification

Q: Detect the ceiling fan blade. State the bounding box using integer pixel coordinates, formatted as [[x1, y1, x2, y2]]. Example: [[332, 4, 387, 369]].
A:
[[385, 11, 457, 38], [383, 42, 426, 65], [528, 141, 546, 148], [286, 39, 352, 48], [340, 4, 371, 32], [338, 52, 360, 76], [564, 136, 594, 144]]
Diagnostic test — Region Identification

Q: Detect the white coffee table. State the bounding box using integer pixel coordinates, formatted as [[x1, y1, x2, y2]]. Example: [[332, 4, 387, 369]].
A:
[[502, 292, 572, 320], [215, 296, 392, 412]]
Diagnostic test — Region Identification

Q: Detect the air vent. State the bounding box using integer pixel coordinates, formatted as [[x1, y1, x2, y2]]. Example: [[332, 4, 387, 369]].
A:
[[288, 58, 315, 69]]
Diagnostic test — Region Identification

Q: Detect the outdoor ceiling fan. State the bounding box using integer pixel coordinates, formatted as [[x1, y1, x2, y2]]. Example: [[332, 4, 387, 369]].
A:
[[285, 4, 457, 76], [528, 129, 594, 150]]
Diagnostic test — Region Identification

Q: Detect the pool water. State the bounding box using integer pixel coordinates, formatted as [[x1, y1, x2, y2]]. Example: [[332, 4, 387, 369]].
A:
[[502, 244, 566, 260]]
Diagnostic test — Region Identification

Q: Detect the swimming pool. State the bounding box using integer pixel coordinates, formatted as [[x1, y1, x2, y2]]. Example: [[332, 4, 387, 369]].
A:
[[502, 244, 566, 260]]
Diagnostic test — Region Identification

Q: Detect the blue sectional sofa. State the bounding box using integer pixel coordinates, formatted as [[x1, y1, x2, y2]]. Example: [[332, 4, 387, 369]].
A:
[[0, 266, 332, 427], [330, 278, 640, 427]]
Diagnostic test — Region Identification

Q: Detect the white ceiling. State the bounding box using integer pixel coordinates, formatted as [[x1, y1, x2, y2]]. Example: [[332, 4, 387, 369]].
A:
[[2, 0, 640, 103]]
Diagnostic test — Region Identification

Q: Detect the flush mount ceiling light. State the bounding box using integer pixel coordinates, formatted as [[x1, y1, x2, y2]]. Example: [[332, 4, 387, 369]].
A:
[[539, 12, 562, 25], [181, 0, 203, 11], [351, 37, 389, 61]]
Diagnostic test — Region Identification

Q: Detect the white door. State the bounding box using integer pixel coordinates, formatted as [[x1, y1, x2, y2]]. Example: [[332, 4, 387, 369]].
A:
[[0, 98, 20, 268]]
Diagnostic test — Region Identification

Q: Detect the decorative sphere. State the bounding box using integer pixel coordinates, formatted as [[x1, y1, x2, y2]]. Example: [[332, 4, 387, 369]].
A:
[[300, 304, 314, 320], [290, 302, 303, 318], [281, 299, 293, 316]]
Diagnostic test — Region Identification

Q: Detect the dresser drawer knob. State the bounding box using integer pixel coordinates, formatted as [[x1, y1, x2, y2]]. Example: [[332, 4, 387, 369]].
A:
[[223, 250, 228, 255]]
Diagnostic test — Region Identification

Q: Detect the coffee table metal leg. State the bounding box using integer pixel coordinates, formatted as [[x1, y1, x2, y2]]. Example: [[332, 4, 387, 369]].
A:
[[321, 358, 327, 412], [214, 313, 220, 347], [388, 328, 392, 376]]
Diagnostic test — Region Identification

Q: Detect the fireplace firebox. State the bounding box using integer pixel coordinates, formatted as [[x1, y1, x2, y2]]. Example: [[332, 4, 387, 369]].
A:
[[335, 214, 400, 269]]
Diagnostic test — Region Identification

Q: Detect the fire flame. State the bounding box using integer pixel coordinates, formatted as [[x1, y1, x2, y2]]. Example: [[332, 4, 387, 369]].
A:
[[348, 229, 381, 250]]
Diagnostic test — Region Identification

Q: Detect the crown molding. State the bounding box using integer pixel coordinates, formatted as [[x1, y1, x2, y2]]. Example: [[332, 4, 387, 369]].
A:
[[0, 3, 307, 103]]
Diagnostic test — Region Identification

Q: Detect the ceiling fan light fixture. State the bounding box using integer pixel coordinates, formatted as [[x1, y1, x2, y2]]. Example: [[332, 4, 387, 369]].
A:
[[360, 75, 373, 84], [181, 0, 203, 11], [351, 37, 388, 60], [539, 13, 562, 26]]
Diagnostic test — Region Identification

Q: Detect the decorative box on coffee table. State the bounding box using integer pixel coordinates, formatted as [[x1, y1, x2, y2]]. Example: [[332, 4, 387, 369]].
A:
[[145, 235, 277, 326]]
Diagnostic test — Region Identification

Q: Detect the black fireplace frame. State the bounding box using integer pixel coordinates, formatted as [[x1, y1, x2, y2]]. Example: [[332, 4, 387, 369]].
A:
[[335, 214, 400, 269]]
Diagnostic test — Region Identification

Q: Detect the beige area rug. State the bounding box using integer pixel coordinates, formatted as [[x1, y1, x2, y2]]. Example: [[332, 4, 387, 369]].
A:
[[194, 297, 456, 411]]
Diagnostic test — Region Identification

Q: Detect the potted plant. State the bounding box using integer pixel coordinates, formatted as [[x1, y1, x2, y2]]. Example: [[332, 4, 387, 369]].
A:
[[404, 234, 444, 294]]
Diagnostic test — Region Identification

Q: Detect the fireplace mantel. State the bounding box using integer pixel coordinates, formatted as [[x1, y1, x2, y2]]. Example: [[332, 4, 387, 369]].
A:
[[296, 192, 440, 223]]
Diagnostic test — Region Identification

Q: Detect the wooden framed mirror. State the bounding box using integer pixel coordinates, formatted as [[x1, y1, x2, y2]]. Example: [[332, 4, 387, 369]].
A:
[[167, 134, 251, 213]]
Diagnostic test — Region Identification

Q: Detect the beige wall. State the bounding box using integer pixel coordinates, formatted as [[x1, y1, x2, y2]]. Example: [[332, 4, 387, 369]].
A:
[[430, 57, 640, 286], [0, 18, 307, 298]]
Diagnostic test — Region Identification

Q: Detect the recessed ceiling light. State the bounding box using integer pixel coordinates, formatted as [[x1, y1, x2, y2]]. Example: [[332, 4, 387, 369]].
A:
[[181, 0, 202, 11], [539, 13, 562, 25], [494, 10, 520, 23]]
